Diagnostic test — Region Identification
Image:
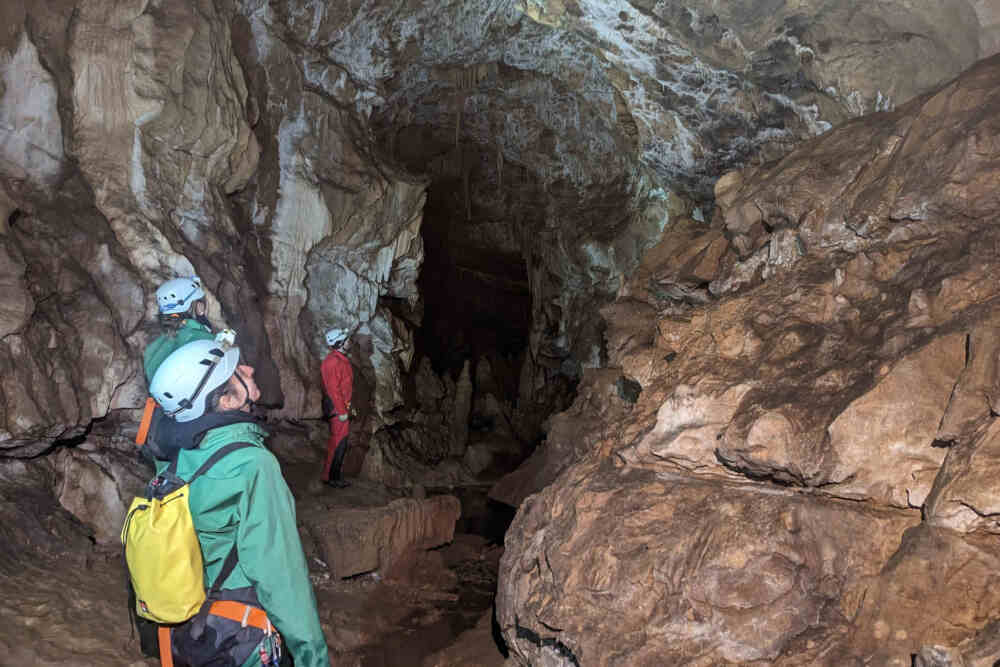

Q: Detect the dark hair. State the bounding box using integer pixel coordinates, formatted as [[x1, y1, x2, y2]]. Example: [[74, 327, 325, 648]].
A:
[[204, 381, 229, 414], [158, 298, 207, 330], [158, 313, 187, 331]]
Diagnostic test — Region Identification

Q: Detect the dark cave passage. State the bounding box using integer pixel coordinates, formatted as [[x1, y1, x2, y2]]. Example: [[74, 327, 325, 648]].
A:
[[408, 177, 579, 482], [416, 182, 531, 382], [372, 66, 595, 486]]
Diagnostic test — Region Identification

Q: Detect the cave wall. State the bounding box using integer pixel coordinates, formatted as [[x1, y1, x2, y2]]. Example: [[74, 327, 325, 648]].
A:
[[497, 53, 1000, 666], [0, 0, 428, 456]]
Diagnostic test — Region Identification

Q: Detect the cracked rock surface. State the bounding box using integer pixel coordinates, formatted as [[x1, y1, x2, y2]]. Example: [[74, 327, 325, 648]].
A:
[[497, 54, 1000, 665]]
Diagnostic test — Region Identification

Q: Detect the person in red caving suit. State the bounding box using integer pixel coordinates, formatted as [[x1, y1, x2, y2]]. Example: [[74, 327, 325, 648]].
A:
[[321, 328, 353, 488]]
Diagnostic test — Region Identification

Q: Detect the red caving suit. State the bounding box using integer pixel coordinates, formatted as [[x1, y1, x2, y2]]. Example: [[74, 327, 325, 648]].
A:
[[321, 348, 353, 481]]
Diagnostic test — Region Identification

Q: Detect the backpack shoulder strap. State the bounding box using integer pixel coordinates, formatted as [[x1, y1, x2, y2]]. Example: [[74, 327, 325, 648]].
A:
[[207, 544, 241, 597], [186, 442, 257, 484], [190, 442, 259, 595]]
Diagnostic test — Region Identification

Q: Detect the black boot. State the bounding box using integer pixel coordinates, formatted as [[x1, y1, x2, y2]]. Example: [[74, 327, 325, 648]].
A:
[[325, 437, 350, 488]]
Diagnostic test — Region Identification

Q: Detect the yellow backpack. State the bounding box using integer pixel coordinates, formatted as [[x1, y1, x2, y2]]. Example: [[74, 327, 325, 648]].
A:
[[121, 443, 251, 624]]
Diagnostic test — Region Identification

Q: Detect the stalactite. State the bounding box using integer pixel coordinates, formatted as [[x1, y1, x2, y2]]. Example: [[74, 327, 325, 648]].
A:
[[455, 92, 462, 148], [449, 62, 497, 91], [497, 138, 503, 195], [464, 154, 471, 222]]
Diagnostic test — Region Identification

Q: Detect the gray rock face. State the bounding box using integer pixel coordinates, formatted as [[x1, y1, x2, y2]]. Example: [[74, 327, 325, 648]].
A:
[[55, 444, 147, 545], [0, 32, 64, 196]]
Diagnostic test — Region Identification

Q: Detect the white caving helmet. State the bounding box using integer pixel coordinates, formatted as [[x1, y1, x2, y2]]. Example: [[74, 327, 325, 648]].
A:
[[325, 328, 349, 348], [156, 276, 205, 315], [150, 339, 240, 422]]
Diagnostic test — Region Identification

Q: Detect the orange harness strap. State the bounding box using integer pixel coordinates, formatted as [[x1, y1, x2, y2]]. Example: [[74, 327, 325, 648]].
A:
[[136, 397, 157, 446], [208, 600, 271, 631], [158, 626, 173, 667]]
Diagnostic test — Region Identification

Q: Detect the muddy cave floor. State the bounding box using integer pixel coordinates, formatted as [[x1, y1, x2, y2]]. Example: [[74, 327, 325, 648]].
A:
[[0, 422, 510, 667]]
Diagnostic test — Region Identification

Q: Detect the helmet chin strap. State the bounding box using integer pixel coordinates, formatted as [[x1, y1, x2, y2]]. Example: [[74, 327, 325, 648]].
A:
[[233, 371, 255, 411]]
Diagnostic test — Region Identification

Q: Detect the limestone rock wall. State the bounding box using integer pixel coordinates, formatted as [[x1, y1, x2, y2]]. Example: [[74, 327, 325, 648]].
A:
[[0, 0, 429, 455], [497, 54, 1000, 666]]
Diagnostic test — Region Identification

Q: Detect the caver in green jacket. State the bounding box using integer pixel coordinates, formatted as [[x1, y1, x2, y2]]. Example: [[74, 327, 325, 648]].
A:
[[155, 421, 330, 667], [143, 319, 214, 383]]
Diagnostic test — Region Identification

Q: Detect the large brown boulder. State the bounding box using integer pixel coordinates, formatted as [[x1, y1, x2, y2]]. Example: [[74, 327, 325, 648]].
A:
[[498, 463, 917, 665]]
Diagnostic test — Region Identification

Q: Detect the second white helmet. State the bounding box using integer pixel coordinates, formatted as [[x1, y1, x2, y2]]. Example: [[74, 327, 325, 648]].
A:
[[156, 276, 205, 315], [150, 339, 239, 422], [325, 328, 349, 347]]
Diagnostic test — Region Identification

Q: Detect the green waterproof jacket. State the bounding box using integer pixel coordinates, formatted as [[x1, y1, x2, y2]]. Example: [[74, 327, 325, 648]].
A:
[[155, 421, 330, 667], [143, 319, 214, 383]]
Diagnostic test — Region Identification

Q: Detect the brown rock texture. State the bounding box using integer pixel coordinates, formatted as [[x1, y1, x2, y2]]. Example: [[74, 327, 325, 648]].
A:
[[914, 618, 1000, 666], [497, 54, 1000, 665], [302, 494, 461, 580], [499, 465, 918, 665], [421, 610, 508, 667], [925, 418, 1000, 534], [852, 524, 1000, 663]]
